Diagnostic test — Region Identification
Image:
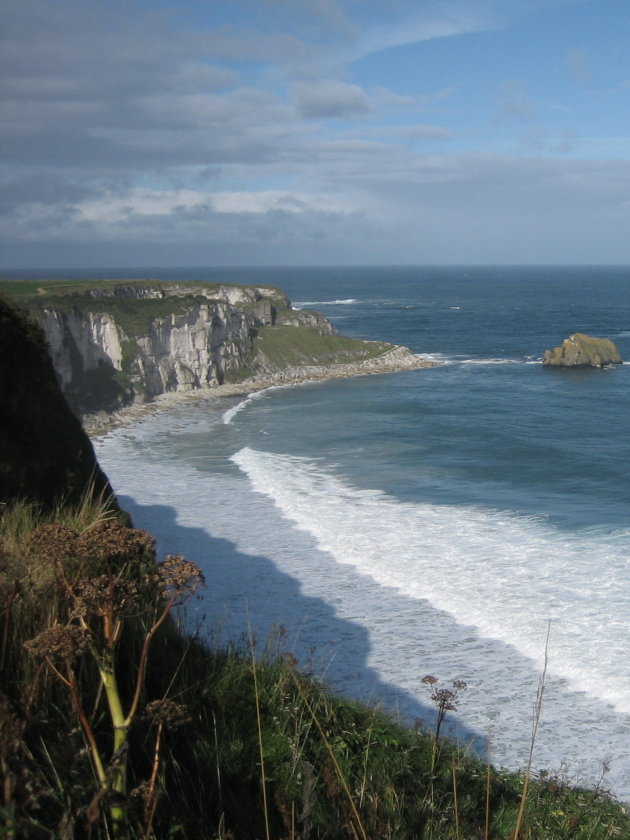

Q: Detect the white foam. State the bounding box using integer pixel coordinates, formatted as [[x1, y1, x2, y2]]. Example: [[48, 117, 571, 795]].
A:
[[222, 385, 301, 425], [456, 358, 523, 365], [94, 428, 630, 801], [222, 391, 265, 425], [294, 298, 358, 306], [231, 447, 630, 715], [418, 353, 526, 366]]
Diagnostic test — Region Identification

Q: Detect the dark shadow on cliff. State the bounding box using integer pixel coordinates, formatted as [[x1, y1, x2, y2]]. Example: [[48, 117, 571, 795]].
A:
[[117, 494, 485, 752], [0, 295, 115, 508]]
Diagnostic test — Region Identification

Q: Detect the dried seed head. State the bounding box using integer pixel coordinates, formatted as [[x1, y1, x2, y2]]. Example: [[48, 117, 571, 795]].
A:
[[24, 623, 90, 662], [434, 688, 457, 711], [130, 780, 151, 805], [156, 555, 204, 603], [26, 524, 78, 564], [143, 699, 191, 730], [70, 575, 140, 618], [76, 521, 155, 566]]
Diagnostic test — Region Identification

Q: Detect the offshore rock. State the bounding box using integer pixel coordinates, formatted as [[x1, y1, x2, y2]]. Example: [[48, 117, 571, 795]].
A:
[[542, 333, 623, 368]]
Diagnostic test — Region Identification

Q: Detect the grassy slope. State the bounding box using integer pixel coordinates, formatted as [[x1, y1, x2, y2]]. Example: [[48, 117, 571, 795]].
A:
[[0, 278, 276, 298], [252, 326, 393, 369], [1, 499, 629, 840]]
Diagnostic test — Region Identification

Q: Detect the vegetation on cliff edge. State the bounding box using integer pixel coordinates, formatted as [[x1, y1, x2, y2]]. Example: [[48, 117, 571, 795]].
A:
[[1, 496, 628, 840]]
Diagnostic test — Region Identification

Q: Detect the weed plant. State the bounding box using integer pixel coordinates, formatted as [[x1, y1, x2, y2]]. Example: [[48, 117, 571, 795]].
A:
[[1, 498, 629, 839]]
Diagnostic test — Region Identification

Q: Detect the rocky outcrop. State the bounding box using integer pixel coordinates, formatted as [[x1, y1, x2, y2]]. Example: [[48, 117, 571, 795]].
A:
[[0, 295, 116, 509], [246, 344, 435, 386], [20, 281, 376, 414], [542, 333, 623, 368]]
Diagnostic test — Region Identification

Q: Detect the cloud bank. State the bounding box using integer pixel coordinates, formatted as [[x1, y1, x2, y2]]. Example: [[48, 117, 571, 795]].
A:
[[1, 0, 629, 267]]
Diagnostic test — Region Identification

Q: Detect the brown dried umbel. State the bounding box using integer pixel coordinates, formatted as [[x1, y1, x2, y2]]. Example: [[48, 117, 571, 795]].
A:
[[156, 555, 204, 604], [421, 675, 468, 741], [76, 520, 155, 566], [26, 523, 78, 564], [24, 623, 90, 663], [70, 574, 141, 620], [143, 699, 191, 730]]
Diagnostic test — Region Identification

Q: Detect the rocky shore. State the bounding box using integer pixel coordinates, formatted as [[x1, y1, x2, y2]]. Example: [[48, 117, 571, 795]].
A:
[[83, 346, 436, 436]]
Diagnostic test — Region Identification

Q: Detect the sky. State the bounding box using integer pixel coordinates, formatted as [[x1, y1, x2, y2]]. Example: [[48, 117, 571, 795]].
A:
[[2, 0, 630, 268]]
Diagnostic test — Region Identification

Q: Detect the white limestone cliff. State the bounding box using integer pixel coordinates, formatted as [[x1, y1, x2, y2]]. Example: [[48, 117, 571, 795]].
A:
[[37, 283, 335, 412]]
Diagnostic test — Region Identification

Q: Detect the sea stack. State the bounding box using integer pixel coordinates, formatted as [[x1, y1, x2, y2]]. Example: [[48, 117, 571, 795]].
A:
[[542, 333, 623, 368]]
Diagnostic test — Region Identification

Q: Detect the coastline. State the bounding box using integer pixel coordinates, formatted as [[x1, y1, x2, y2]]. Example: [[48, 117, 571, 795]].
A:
[[83, 347, 436, 437]]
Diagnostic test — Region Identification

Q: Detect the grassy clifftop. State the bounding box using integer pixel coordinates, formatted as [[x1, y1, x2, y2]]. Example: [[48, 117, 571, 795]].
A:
[[251, 326, 393, 370], [0, 278, 407, 413]]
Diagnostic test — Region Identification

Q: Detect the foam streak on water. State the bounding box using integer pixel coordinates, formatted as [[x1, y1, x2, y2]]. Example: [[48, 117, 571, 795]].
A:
[[231, 447, 630, 714], [94, 420, 630, 802], [90, 265, 630, 803]]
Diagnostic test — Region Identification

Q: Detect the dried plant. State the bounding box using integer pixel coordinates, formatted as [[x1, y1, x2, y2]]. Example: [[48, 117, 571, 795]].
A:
[[421, 675, 468, 743], [22, 519, 203, 840]]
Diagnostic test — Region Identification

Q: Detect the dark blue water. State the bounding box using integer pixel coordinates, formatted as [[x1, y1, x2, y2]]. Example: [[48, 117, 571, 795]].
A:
[[88, 265, 630, 799], [230, 266, 630, 530]]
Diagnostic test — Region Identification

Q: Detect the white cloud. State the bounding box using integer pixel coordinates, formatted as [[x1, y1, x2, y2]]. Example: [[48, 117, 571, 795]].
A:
[[293, 80, 372, 118], [350, 2, 499, 61], [2, 0, 629, 266]]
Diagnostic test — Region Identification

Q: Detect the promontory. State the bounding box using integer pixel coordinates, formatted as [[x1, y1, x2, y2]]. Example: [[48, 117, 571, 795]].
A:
[[2, 278, 435, 422]]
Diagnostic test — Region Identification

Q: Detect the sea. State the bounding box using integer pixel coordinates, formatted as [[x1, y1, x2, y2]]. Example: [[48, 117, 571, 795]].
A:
[[33, 265, 630, 800]]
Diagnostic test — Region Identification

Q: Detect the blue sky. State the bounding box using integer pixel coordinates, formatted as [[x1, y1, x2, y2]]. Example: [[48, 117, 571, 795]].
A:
[[1, 0, 630, 267]]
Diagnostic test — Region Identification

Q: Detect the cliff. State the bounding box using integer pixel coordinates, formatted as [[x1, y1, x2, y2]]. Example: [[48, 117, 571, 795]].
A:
[[12, 279, 428, 415], [0, 295, 116, 509]]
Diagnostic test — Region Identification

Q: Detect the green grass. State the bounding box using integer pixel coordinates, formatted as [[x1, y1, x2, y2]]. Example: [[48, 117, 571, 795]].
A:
[[1, 278, 292, 343], [2, 497, 629, 840], [0, 277, 285, 301], [23, 292, 214, 338], [253, 325, 393, 370], [0, 279, 52, 297]]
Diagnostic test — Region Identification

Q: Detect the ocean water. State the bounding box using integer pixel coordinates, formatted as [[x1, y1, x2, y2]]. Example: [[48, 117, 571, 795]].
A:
[[90, 266, 630, 800]]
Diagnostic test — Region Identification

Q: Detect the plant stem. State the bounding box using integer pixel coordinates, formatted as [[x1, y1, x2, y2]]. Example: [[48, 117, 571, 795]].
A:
[[249, 630, 271, 840], [452, 758, 460, 840], [513, 621, 551, 840]]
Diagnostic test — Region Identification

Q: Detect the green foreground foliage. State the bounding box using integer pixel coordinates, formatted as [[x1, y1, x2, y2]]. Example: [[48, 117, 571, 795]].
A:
[[1, 499, 628, 840]]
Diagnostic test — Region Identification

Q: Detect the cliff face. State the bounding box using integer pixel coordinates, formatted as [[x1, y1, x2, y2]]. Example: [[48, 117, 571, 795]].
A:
[[26, 282, 335, 413], [0, 295, 116, 508]]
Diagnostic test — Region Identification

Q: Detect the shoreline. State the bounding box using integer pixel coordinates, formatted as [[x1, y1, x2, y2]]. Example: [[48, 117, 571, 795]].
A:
[[83, 348, 437, 437]]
